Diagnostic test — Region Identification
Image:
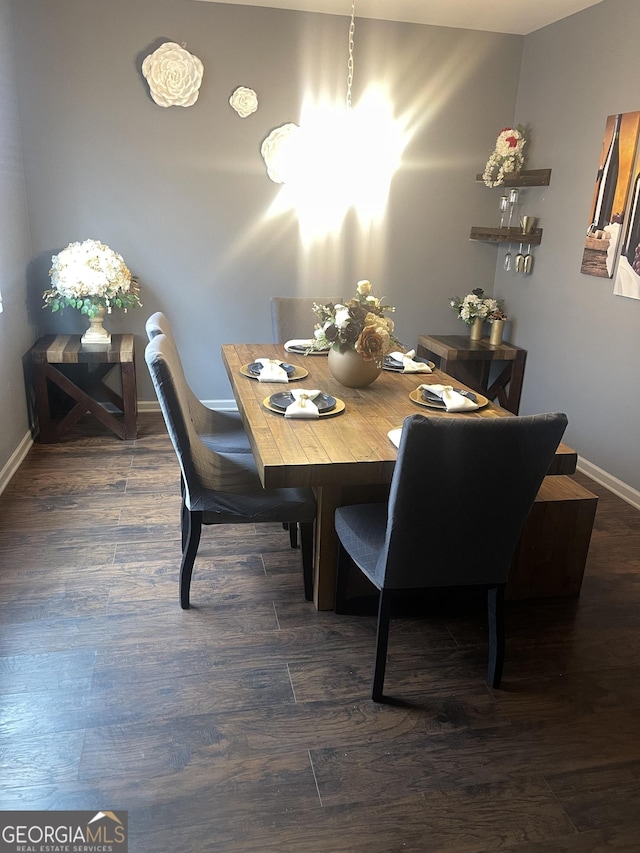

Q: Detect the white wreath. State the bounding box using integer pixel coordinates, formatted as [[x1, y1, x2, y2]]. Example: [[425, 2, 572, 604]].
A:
[[482, 127, 526, 187]]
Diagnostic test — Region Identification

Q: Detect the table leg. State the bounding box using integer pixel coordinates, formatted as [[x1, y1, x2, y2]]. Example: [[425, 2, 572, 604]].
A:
[[313, 485, 342, 610], [33, 363, 56, 442], [121, 361, 138, 439], [507, 349, 527, 414]]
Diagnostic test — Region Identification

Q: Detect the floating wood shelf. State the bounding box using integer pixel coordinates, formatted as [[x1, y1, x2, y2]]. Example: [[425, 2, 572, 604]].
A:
[[469, 226, 543, 245], [475, 168, 552, 187]]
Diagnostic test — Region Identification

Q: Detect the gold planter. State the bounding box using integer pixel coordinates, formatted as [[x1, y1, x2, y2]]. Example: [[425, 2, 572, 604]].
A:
[[327, 345, 382, 388], [469, 317, 484, 341], [489, 319, 505, 346]]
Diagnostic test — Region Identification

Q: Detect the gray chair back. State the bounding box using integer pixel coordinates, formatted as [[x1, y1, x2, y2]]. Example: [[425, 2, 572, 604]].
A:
[[380, 412, 569, 589], [145, 311, 199, 412], [145, 311, 251, 454]]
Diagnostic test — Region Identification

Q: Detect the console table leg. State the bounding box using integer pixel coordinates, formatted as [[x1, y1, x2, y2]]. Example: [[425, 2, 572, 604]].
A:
[[33, 363, 56, 442], [121, 362, 138, 439]]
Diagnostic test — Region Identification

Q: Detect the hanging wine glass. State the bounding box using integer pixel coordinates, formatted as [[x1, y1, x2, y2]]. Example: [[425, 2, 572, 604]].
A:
[[504, 189, 517, 270], [499, 195, 509, 228], [523, 244, 533, 274]]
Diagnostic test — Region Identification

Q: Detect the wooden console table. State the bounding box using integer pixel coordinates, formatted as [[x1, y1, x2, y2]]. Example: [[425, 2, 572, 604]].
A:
[[30, 334, 137, 442], [417, 334, 527, 414]]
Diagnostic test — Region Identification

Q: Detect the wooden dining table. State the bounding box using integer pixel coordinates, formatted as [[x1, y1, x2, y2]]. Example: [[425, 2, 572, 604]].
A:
[[221, 343, 577, 610]]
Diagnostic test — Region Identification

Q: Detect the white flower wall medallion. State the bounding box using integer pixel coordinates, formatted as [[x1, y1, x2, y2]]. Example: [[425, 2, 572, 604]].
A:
[[142, 42, 204, 108], [260, 123, 300, 183], [229, 86, 258, 118]]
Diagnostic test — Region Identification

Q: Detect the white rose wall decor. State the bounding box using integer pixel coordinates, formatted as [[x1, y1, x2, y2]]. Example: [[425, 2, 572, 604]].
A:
[[142, 42, 204, 108], [229, 86, 258, 118], [260, 123, 301, 184]]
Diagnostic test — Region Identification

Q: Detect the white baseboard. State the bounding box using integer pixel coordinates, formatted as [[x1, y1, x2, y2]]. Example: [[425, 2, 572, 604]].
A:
[[0, 430, 34, 496], [138, 399, 239, 413], [577, 457, 640, 511]]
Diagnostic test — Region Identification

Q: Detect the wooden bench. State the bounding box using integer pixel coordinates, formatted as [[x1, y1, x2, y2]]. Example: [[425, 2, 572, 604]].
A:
[[507, 475, 598, 600]]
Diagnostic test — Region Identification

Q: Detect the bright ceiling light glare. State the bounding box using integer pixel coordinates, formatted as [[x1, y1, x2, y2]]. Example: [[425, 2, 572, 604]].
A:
[[263, 85, 408, 244]]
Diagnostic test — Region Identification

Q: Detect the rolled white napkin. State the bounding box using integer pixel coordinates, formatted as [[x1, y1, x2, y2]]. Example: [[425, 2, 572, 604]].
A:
[[284, 338, 330, 353], [284, 339, 313, 353], [389, 350, 433, 373], [387, 428, 402, 448], [255, 357, 289, 383], [285, 389, 321, 419], [419, 383, 479, 412]]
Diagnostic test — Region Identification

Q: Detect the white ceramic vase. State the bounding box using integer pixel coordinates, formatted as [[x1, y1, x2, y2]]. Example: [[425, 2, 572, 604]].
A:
[[81, 305, 111, 345]]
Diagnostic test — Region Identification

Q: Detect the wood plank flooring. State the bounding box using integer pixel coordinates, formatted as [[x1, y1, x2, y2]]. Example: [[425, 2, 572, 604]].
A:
[[1, 413, 640, 851]]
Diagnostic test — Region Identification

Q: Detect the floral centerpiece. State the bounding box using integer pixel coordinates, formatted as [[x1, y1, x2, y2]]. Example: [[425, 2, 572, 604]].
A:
[[450, 288, 502, 324], [482, 126, 526, 188], [43, 239, 141, 318], [310, 280, 398, 388], [311, 280, 397, 365], [42, 239, 141, 344], [451, 288, 505, 341]]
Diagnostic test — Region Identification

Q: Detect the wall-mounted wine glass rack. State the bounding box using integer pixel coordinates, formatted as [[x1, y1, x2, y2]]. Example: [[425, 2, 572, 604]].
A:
[[469, 169, 551, 246]]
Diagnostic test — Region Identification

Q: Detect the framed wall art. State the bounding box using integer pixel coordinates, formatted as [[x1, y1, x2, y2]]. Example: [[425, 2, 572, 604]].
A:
[[580, 111, 640, 285]]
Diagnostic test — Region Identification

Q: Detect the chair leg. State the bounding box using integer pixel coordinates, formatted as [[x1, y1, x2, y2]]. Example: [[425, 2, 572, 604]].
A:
[[180, 476, 188, 551], [288, 522, 299, 549], [372, 589, 392, 703], [179, 508, 202, 609], [299, 521, 314, 601], [487, 583, 506, 688], [334, 541, 352, 614]]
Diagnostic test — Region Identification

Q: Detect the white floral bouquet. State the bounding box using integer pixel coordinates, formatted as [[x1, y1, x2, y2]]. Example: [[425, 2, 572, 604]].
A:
[[310, 280, 398, 365], [43, 239, 141, 318], [482, 126, 526, 188], [450, 288, 503, 324]]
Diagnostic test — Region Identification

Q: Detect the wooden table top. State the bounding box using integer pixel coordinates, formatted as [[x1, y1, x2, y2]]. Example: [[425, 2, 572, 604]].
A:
[[30, 333, 135, 365], [418, 334, 526, 361], [221, 343, 575, 488]]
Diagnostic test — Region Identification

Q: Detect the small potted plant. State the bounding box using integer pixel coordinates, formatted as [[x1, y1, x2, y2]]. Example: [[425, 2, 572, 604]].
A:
[[450, 288, 502, 341], [487, 309, 508, 345]]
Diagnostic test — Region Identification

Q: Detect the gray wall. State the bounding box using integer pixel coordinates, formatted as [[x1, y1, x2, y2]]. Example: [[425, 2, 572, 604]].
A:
[[9, 0, 520, 404], [496, 0, 640, 491], [0, 0, 34, 477], [3, 0, 639, 497]]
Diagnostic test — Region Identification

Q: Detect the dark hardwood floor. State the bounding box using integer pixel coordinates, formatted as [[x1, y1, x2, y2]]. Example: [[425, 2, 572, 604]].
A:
[[1, 412, 640, 851]]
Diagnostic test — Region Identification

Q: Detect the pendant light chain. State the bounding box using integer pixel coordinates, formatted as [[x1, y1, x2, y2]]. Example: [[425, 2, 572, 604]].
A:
[[346, 0, 356, 109]]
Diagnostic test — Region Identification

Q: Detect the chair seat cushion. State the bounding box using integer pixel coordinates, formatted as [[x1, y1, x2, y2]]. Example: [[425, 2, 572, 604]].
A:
[[335, 503, 388, 588], [198, 410, 252, 454], [192, 449, 315, 523]]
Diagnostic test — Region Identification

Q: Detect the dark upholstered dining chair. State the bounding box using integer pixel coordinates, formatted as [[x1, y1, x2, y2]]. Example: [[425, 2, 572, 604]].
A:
[[145, 311, 251, 455], [270, 296, 339, 344], [334, 411, 568, 702], [145, 334, 317, 607]]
